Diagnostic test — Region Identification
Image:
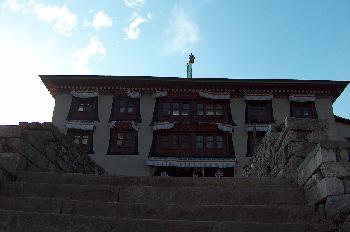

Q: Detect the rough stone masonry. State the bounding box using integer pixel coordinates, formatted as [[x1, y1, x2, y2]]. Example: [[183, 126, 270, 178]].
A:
[[0, 122, 105, 182], [244, 117, 350, 229]]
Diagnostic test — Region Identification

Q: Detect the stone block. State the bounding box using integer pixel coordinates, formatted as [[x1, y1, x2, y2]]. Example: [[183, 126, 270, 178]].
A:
[[305, 177, 344, 204], [284, 117, 329, 132], [325, 194, 350, 221], [297, 144, 336, 187], [304, 171, 323, 191], [320, 162, 350, 178], [343, 177, 350, 194], [0, 126, 21, 138]]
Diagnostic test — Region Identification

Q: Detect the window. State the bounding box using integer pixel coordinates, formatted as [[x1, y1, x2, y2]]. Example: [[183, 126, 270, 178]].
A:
[[246, 100, 273, 124], [182, 103, 191, 115], [67, 129, 94, 153], [216, 105, 224, 116], [216, 136, 224, 148], [196, 135, 204, 149], [67, 97, 98, 121], [206, 104, 214, 115], [109, 129, 137, 154], [110, 97, 140, 121], [290, 101, 317, 119], [196, 104, 204, 115], [206, 136, 214, 148], [246, 131, 266, 157]]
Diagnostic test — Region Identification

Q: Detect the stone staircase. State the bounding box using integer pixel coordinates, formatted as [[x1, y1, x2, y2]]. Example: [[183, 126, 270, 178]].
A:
[[0, 172, 330, 232]]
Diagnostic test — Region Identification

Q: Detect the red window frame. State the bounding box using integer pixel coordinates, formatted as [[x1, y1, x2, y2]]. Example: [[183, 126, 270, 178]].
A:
[[246, 131, 266, 157], [67, 97, 99, 121], [157, 99, 229, 123], [246, 100, 273, 124], [110, 97, 140, 121], [290, 101, 317, 119], [67, 129, 94, 154], [155, 132, 229, 157], [109, 129, 138, 155]]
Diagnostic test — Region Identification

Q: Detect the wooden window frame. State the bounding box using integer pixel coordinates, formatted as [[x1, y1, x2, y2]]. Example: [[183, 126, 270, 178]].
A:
[[246, 131, 266, 157], [67, 97, 99, 121], [67, 129, 94, 154], [290, 101, 317, 119], [108, 129, 138, 155], [110, 97, 141, 122], [157, 99, 229, 123], [155, 132, 229, 157], [245, 100, 273, 124]]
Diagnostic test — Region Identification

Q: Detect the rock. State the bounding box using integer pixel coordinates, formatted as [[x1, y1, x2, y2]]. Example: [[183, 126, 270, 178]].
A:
[[320, 162, 350, 179], [325, 194, 350, 222], [306, 177, 344, 204]]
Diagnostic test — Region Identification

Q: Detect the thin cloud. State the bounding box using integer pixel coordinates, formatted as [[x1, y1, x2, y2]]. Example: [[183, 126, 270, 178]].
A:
[[70, 36, 106, 74], [33, 3, 77, 36], [163, 5, 199, 54], [124, 0, 146, 9], [84, 10, 113, 30], [123, 12, 152, 40], [2, 1, 77, 36], [1, 0, 25, 12]]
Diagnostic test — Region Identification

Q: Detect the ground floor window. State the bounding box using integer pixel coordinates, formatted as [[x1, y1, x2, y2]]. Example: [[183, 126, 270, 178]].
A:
[[153, 167, 234, 177], [108, 129, 138, 155], [67, 129, 94, 154]]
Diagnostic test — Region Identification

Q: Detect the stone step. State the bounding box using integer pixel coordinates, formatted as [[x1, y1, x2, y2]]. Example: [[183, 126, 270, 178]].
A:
[[0, 196, 314, 223], [0, 210, 330, 232], [0, 182, 305, 205], [17, 171, 296, 188]]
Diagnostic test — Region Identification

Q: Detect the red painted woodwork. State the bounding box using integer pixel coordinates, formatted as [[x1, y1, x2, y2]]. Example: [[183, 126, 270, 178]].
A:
[[245, 100, 273, 124], [110, 97, 141, 121], [290, 101, 317, 119], [67, 129, 94, 154], [67, 97, 99, 121], [154, 131, 230, 157], [109, 128, 138, 155]]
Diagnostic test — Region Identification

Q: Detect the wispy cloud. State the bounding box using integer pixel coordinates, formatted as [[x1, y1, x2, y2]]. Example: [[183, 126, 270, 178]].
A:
[[124, 0, 146, 9], [163, 5, 199, 54], [70, 36, 106, 74], [123, 12, 152, 40], [1, 0, 26, 13], [32, 3, 77, 36], [1, 1, 77, 36], [85, 10, 113, 30]]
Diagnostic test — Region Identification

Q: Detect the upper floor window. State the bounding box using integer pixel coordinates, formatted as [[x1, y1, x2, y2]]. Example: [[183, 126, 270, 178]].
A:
[[109, 129, 138, 155], [290, 101, 317, 119], [110, 97, 140, 121], [67, 129, 94, 154], [246, 100, 273, 124], [67, 97, 98, 121], [157, 99, 230, 123]]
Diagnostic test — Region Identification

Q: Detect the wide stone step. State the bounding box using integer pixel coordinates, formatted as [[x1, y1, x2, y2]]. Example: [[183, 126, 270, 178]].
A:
[[0, 210, 330, 232], [0, 182, 305, 205], [17, 171, 296, 188], [0, 196, 314, 223]]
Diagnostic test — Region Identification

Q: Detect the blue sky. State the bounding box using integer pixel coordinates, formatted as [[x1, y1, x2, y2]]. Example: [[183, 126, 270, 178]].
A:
[[0, 0, 349, 124]]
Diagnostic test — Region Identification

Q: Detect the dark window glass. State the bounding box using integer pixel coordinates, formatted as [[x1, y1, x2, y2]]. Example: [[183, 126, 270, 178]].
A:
[[196, 136, 204, 149], [67, 129, 93, 153], [206, 104, 214, 115], [197, 104, 204, 115], [290, 101, 317, 119], [110, 130, 137, 154], [173, 103, 180, 115], [128, 101, 135, 113], [206, 136, 214, 148], [246, 101, 272, 123], [216, 136, 224, 148], [68, 97, 98, 121], [182, 103, 191, 115], [160, 135, 169, 148], [163, 103, 171, 115], [216, 104, 224, 115], [181, 135, 190, 149], [119, 100, 126, 113]]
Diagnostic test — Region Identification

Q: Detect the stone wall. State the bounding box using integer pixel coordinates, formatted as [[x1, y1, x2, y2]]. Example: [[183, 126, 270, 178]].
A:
[[244, 117, 350, 227], [0, 122, 106, 182]]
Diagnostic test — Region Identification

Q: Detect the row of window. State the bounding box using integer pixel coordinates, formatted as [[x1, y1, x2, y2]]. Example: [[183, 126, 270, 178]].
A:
[[67, 96, 318, 123]]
